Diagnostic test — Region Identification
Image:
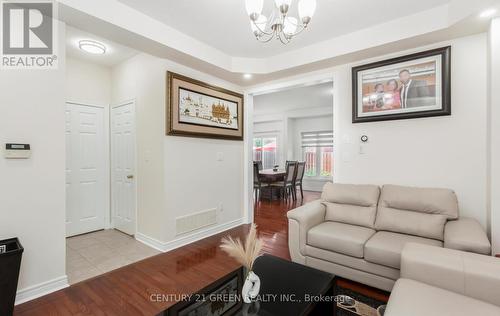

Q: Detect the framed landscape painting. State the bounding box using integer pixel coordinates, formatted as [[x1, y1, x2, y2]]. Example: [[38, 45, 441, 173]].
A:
[[167, 72, 244, 140], [352, 46, 451, 123]]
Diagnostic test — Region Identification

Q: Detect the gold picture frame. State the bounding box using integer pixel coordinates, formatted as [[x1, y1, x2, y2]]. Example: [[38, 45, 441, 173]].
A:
[[166, 72, 244, 140]]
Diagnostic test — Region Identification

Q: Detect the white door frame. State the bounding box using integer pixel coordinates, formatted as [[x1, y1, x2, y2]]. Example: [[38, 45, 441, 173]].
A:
[[110, 99, 138, 235], [65, 101, 111, 234], [243, 73, 336, 224]]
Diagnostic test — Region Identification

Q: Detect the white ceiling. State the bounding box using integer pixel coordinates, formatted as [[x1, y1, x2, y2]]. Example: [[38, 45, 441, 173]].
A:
[[116, 0, 450, 58], [59, 0, 498, 85], [66, 26, 138, 67], [254, 82, 333, 116]]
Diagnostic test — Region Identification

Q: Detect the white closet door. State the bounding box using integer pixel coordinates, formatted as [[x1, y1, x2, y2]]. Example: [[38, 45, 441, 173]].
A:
[[66, 103, 106, 237], [111, 101, 136, 236]]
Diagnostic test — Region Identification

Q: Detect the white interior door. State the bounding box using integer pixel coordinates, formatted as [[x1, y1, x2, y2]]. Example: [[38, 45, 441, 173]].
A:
[[111, 101, 136, 236], [65, 103, 107, 237]]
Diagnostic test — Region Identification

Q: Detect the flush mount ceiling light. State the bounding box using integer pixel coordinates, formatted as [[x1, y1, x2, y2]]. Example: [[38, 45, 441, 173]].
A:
[[480, 8, 497, 18], [243, 73, 253, 79], [245, 0, 317, 44], [78, 40, 107, 54]]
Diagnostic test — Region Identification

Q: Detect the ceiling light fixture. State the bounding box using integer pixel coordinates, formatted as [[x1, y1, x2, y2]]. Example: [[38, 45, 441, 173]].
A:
[[243, 73, 253, 79], [480, 8, 497, 18], [245, 0, 317, 44], [78, 40, 107, 54]]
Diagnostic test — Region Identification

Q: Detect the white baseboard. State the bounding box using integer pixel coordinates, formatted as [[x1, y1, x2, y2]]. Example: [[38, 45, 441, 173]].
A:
[[136, 218, 244, 253], [135, 232, 166, 252], [15, 275, 69, 305]]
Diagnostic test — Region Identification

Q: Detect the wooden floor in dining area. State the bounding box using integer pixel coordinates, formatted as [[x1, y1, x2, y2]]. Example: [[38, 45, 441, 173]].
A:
[[15, 191, 388, 315]]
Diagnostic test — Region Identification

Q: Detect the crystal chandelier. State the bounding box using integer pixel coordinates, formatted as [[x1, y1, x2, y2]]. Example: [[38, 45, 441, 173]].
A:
[[245, 0, 317, 44]]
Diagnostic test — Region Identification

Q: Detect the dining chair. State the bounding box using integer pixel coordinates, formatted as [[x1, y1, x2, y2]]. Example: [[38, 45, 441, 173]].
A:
[[294, 162, 306, 199], [271, 161, 298, 201], [256, 161, 263, 171], [253, 162, 268, 201]]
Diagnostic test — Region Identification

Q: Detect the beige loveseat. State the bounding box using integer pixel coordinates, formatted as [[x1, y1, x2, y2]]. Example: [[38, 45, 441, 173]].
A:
[[385, 243, 500, 316], [287, 183, 491, 291]]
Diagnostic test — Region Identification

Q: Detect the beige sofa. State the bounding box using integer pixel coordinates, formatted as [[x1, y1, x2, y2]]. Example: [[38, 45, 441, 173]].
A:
[[287, 183, 491, 291], [385, 243, 500, 316]]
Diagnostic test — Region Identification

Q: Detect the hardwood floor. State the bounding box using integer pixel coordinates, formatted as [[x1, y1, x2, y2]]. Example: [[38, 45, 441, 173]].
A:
[[254, 190, 321, 261], [15, 191, 388, 315]]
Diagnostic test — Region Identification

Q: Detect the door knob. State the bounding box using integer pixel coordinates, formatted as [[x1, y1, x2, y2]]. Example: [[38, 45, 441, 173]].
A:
[[127, 175, 134, 179]]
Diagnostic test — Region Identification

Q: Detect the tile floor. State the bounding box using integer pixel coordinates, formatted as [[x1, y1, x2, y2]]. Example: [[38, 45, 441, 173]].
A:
[[66, 229, 160, 284]]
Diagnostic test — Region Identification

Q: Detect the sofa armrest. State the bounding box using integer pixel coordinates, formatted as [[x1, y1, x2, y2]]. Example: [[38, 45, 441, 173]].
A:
[[401, 243, 500, 307], [444, 217, 491, 255], [286, 200, 325, 263], [287, 199, 325, 226]]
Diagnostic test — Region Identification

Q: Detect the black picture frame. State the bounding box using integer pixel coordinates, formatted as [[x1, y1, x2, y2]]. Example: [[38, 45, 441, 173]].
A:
[[352, 46, 451, 123]]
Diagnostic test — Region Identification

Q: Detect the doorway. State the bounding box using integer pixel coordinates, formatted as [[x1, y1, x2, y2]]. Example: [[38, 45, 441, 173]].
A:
[[245, 75, 335, 223], [65, 102, 108, 237], [110, 100, 137, 236], [65, 99, 143, 285]]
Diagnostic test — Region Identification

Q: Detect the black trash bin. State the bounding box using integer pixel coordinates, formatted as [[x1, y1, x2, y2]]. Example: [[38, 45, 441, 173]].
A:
[[0, 238, 24, 316]]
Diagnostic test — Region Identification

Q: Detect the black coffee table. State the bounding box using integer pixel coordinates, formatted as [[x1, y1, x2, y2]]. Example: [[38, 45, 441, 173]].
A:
[[164, 254, 335, 316], [236, 255, 336, 316]]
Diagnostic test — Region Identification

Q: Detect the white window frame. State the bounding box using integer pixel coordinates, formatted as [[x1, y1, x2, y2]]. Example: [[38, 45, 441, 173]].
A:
[[301, 130, 333, 180], [253, 133, 280, 170]]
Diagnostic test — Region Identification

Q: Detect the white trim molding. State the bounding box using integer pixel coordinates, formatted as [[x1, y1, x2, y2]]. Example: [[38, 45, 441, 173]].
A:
[[58, 0, 484, 76], [15, 275, 69, 305], [135, 232, 165, 252], [135, 218, 244, 252]]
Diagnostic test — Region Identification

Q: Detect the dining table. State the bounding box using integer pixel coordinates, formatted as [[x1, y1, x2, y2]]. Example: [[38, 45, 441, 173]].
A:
[[259, 169, 286, 200]]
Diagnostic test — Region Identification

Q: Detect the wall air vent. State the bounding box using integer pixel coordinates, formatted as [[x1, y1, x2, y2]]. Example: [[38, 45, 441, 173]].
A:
[[176, 208, 217, 235]]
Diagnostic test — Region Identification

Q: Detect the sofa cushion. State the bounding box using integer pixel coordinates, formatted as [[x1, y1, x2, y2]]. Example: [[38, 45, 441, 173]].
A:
[[305, 245, 400, 280], [323, 202, 377, 229], [364, 232, 443, 269], [321, 182, 380, 207], [307, 222, 375, 258], [379, 184, 459, 219], [401, 243, 500, 307], [321, 182, 380, 228], [375, 185, 459, 240], [375, 207, 448, 240], [385, 279, 500, 316]]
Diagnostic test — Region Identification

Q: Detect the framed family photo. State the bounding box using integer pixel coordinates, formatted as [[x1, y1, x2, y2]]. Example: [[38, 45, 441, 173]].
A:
[[352, 46, 451, 123], [167, 72, 244, 140]]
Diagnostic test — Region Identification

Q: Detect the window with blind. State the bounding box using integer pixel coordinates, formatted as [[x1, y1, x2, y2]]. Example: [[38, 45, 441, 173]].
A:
[[301, 131, 333, 177]]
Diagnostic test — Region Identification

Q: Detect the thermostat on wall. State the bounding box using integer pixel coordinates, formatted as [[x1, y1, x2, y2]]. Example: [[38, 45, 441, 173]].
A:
[[4, 143, 31, 159]]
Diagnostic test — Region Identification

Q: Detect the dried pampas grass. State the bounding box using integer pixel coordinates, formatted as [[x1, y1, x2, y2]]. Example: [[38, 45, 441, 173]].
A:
[[220, 224, 263, 271]]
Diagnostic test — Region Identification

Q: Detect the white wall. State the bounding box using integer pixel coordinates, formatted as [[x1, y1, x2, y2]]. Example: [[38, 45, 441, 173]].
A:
[[66, 57, 111, 106], [253, 83, 333, 116], [0, 24, 67, 301], [111, 53, 244, 246], [489, 18, 500, 254], [333, 34, 489, 228]]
